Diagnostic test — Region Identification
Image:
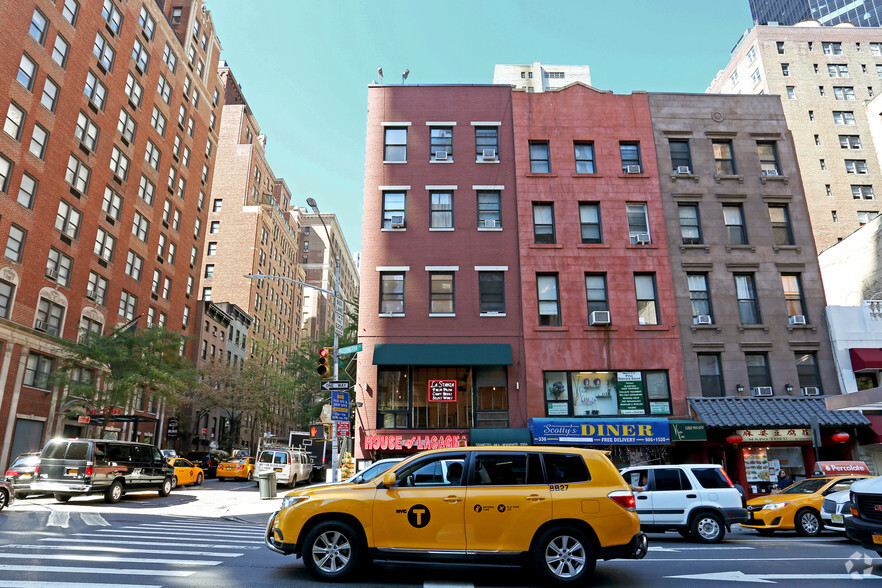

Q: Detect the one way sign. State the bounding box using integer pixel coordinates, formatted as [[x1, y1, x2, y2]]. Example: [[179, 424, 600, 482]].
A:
[[321, 380, 351, 391]]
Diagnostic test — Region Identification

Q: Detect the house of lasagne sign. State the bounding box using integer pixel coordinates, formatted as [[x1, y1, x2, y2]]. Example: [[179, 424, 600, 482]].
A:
[[428, 380, 457, 402], [529, 418, 670, 445], [736, 429, 811, 443]]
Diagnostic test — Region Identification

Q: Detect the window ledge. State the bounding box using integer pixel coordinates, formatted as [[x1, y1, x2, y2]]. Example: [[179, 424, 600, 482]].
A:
[[429, 227, 454, 232], [714, 174, 744, 184], [529, 243, 563, 249], [378, 313, 406, 318], [525, 173, 558, 178], [582, 325, 618, 332], [480, 312, 507, 317], [571, 173, 603, 178], [534, 326, 568, 332], [476, 159, 500, 164], [477, 227, 503, 232], [634, 325, 667, 330], [787, 324, 818, 333], [429, 313, 455, 318], [761, 174, 789, 184], [381, 228, 406, 232], [430, 159, 454, 164], [773, 245, 802, 254], [383, 160, 407, 164], [576, 243, 610, 249], [680, 244, 711, 253], [726, 244, 756, 253], [690, 324, 722, 333], [627, 243, 658, 249], [618, 173, 650, 179], [670, 173, 700, 183], [738, 324, 769, 333]]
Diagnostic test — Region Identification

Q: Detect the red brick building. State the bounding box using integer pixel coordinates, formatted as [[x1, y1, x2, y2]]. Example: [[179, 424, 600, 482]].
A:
[[0, 0, 223, 469]]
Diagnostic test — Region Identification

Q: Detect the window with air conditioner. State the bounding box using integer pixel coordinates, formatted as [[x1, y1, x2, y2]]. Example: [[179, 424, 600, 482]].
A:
[[475, 126, 498, 162], [627, 203, 649, 244], [782, 274, 807, 324], [430, 127, 452, 162], [477, 190, 501, 229], [382, 191, 406, 229], [620, 142, 641, 173], [746, 353, 772, 392]]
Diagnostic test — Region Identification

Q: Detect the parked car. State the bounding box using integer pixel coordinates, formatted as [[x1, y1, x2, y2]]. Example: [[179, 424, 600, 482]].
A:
[[742, 475, 869, 536], [169, 458, 204, 487], [266, 447, 648, 584], [821, 489, 852, 533], [0, 479, 13, 512], [256, 448, 312, 487], [4, 451, 41, 499], [185, 451, 218, 478], [619, 464, 747, 543], [31, 439, 174, 503], [846, 477, 882, 554], [218, 457, 256, 482]]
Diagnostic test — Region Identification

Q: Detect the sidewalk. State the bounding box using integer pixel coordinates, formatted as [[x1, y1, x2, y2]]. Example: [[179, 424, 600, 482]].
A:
[[221, 488, 283, 525]]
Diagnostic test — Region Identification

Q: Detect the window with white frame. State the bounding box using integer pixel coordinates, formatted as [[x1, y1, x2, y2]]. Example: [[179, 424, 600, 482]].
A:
[[94, 228, 115, 262], [119, 290, 137, 320], [840, 135, 862, 149], [46, 248, 72, 287], [125, 250, 143, 280], [382, 191, 406, 229], [76, 111, 100, 151], [852, 185, 876, 199], [4, 102, 24, 140], [5, 225, 25, 262], [828, 63, 849, 77], [101, 0, 122, 34], [138, 5, 155, 39], [380, 272, 405, 314], [846, 159, 869, 174], [626, 202, 650, 244], [102, 186, 122, 220], [138, 175, 154, 205], [55, 200, 82, 238], [87, 271, 108, 305], [150, 106, 166, 137], [83, 71, 106, 110], [145, 140, 160, 170], [132, 212, 149, 242], [109, 146, 129, 180], [125, 73, 143, 107], [834, 86, 856, 100]]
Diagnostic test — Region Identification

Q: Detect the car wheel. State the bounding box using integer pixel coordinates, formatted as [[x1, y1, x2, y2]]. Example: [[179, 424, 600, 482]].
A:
[[533, 526, 596, 584], [196, 473, 203, 486], [104, 480, 124, 504], [756, 529, 775, 536], [172, 476, 179, 489], [795, 509, 822, 537], [158, 477, 173, 497], [54, 494, 71, 503], [247, 471, 253, 481], [691, 512, 725, 543], [0, 490, 7, 512], [302, 520, 364, 581], [677, 529, 692, 539]]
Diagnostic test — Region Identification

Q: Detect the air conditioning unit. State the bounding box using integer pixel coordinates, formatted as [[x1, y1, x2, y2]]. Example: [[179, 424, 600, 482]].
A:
[[589, 310, 611, 325], [482, 148, 497, 161], [86, 289, 98, 301], [633, 233, 651, 245], [751, 386, 774, 397], [762, 169, 779, 176], [34, 320, 49, 332], [483, 219, 498, 228], [676, 166, 691, 175], [801, 386, 821, 396], [389, 214, 405, 229], [625, 165, 642, 174], [45, 267, 59, 280], [789, 315, 807, 325], [694, 314, 713, 325], [434, 151, 449, 161]]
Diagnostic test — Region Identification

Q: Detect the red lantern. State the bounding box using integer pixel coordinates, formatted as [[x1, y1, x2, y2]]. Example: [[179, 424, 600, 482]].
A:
[[726, 434, 743, 445], [832, 432, 850, 443]]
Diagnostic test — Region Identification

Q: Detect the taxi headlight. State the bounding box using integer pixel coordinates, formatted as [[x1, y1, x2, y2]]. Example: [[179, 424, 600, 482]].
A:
[[761, 502, 790, 510], [281, 495, 309, 509]]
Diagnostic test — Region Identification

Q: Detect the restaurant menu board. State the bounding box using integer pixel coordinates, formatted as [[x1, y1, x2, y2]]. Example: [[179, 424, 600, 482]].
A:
[[744, 449, 770, 482]]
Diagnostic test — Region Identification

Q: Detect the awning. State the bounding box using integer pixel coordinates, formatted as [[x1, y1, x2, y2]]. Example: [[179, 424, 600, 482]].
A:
[[689, 397, 871, 429], [469, 428, 531, 446], [372, 343, 512, 366], [669, 419, 707, 441], [849, 348, 882, 372], [826, 386, 882, 411]]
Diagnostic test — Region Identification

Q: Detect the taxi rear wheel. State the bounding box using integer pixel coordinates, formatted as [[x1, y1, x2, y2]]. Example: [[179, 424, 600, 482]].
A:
[[795, 509, 822, 536], [302, 520, 364, 581], [534, 526, 596, 585], [196, 473, 203, 486]]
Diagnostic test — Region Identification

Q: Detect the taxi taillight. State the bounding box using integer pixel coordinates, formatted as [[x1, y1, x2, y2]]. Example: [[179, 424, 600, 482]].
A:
[[85, 466, 93, 477], [4, 470, 18, 478], [608, 491, 636, 512]]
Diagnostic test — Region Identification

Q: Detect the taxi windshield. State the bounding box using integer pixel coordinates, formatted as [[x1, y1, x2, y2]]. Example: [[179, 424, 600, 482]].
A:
[[227, 458, 246, 464], [781, 478, 828, 494]]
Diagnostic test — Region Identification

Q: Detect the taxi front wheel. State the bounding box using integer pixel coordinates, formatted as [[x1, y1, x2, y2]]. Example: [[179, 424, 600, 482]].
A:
[[533, 526, 596, 585], [795, 509, 822, 536], [302, 520, 364, 582]]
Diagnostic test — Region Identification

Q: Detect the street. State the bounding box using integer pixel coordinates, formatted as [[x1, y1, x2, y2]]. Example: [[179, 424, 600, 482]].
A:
[[1, 479, 881, 587]]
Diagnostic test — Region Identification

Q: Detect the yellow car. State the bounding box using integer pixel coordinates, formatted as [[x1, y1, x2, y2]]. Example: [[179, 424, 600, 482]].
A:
[[218, 457, 256, 482], [743, 475, 869, 536], [168, 458, 204, 488], [266, 446, 647, 584]]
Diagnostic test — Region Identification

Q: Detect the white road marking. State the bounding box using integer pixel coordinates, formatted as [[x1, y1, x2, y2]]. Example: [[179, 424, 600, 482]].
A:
[[39, 538, 260, 549], [642, 557, 865, 562], [117, 526, 260, 537], [0, 564, 193, 577], [3, 544, 243, 557], [0, 582, 160, 588], [665, 571, 882, 583], [648, 546, 755, 552], [79, 513, 110, 527], [77, 531, 262, 543], [0, 553, 221, 565], [424, 583, 475, 588], [45, 510, 70, 528]]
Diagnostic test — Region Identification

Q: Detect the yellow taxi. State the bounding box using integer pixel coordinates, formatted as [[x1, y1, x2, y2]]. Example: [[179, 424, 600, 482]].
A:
[[168, 458, 204, 488], [265, 446, 647, 584], [218, 457, 255, 482], [743, 475, 869, 536]]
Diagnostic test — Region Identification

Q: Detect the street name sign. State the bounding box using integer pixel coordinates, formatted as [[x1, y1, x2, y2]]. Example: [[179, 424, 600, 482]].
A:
[[338, 343, 362, 355]]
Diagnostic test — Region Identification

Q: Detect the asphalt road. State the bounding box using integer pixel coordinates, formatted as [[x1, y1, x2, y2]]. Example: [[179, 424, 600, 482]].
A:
[[2, 481, 881, 587]]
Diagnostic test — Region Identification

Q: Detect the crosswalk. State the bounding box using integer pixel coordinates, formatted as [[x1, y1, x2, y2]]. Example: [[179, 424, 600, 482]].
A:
[[0, 516, 265, 587]]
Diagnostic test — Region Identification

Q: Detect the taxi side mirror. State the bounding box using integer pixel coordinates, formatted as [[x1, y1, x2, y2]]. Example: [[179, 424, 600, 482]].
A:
[[381, 471, 396, 488]]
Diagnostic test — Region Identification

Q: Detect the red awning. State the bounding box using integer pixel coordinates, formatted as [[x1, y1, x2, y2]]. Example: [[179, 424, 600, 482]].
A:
[[850, 348, 882, 371]]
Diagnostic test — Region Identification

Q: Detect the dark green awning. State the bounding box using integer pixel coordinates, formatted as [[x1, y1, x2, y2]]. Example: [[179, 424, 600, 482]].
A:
[[470, 428, 531, 446], [372, 343, 513, 366], [669, 419, 707, 442]]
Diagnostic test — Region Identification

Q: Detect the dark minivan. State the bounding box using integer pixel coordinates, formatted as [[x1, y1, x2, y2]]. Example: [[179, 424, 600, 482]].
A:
[[31, 439, 174, 503]]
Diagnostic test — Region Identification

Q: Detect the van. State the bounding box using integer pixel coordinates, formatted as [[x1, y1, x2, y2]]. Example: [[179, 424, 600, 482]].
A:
[[31, 438, 174, 503], [256, 448, 312, 486]]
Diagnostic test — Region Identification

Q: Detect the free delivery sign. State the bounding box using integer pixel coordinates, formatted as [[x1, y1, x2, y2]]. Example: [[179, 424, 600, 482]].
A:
[[529, 418, 670, 445]]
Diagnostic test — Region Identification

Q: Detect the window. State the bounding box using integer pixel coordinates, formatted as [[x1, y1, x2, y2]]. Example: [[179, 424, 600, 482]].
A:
[[819, 86, 826, 96], [477, 190, 501, 229], [41, 77, 59, 112], [0, 156, 11, 193], [751, 69, 761, 85], [62, 0, 79, 25], [532, 203, 555, 244], [125, 250, 143, 280], [626, 202, 649, 244], [30, 9, 48, 43], [182, 146, 191, 168], [167, 241, 176, 265], [579, 202, 602, 243], [5, 225, 26, 262], [28, 124, 48, 159], [828, 64, 849, 77], [87, 272, 108, 305], [781, 63, 790, 76], [139, 5, 156, 39], [157, 75, 172, 105], [620, 142, 641, 172], [138, 175, 155, 205], [429, 190, 453, 229], [471, 454, 537, 486], [858, 211, 880, 226], [833, 111, 855, 125], [119, 290, 137, 320], [4, 102, 24, 140], [723, 204, 747, 245], [101, 0, 122, 34], [102, 186, 122, 220], [150, 107, 166, 137], [177, 177, 186, 199], [669, 139, 691, 173], [757, 141, 779, 175], [187, 45, 197, 64], [746, 353, 772, 389], [688, 273, 712, 322], [852, 185, 876, 200], [747, 46, 757, 63], [809, 110, 815, 121], [94, 228, 115, 262], [382, 191, 406, 229], [585, 274, 608, 315], [209, 220, 220, 234], [116, 109, 137, 144], [18, 173, 36, 208], [713, 140, 736, 175], [635, 274, 658, 325], [834, 86, 856, 100], [698, 354, 724, 397], [145, 140, 160, 170], [157, 233, 167, 258], [840, 135, 862, 149], [173, 209, 181, 231], [17, 54, 37, 90], [777, 41, 785, 54], [574, 142, 596, 173], [109, 146, 129, 180], [132, 212, 149, 242], [52, 35, 70, 68], [430, 127, 453, 161], [74, 112, 100, 151], [823, 42, 843, 55], [380, 272, 405, 314], [24, 353, 53, 389], [475, 126, 498, 161], [820, 158, 827, 170], [84, 71, 107, 110], [384, 127, 407, 162], [429, 272, 454, 314], [846, 159, 869, 174], [36, 297, 64, 336], [873, 42, 882, 56], [162, 44, 178, 73], [124, 74, 143, 109], [782, 274, 806, 320], [529, 141, 550, 173], [0, 279, 14, 319], [479, 271, 504, 314], [796, 353, 821, 393], [769, 205, 794, 246], [93, 33, 115, 70], [734, 274, 761, 324], [190, 245, 198, 265], [653, 468, 693, 491], [537, 274, 561, 326], [678, 204, 702, 244], [162, 277, 171, 300], [207, 242, 217, 256], [205, 264, 215, 278], [55, 200, 82, 238], [47, 248, 72, 287]]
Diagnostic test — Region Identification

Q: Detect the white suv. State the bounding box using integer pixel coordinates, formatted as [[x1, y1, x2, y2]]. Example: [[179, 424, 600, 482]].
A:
[[620, 464, 748, 543]]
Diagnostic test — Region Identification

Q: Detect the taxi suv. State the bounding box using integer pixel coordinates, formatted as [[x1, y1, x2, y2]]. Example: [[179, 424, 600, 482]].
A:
[[266, 447, 647, 584]]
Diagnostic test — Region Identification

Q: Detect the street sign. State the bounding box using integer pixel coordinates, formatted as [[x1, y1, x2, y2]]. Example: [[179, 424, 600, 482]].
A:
[[335, 298, 345, 336], [167, 418, 179, 439], [331, 391, 349, 421], [321, 380, 351, 391], [78, 416, 90, 424], [336, 422, 350, 436], [338, 343, 362, 355]]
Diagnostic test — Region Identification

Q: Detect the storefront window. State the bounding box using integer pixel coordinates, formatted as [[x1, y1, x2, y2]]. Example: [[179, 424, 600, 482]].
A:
[[377, 367, 408, 428], [544, 371, 570, 415], [475, 366, 508, 428], [544, 370, 671, 417], [646, 371, 671, 415], [412, 367, 472, 429], [572, 371, 617, 416]]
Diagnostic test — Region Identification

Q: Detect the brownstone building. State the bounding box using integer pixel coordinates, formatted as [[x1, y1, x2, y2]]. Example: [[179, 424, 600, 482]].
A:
[[0, 0, 222, 469]]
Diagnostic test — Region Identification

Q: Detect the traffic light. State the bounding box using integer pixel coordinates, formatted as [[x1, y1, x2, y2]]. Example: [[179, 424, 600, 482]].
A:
[[317, 348, 330, 377], [310, 424, 328, 440]]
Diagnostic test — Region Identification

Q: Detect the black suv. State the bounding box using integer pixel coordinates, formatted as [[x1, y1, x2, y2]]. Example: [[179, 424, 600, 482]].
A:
[[186, 451, 217, 478], [845, 476, 882, 554]]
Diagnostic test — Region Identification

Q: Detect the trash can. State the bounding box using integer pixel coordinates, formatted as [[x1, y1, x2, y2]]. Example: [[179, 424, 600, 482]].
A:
[[258, 471, 277, 499]]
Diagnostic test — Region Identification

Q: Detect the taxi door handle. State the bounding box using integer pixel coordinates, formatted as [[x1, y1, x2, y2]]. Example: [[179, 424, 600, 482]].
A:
[[443, 495, 463, 504], [526, 494, 546, 502], [686, 494, 697, 499]]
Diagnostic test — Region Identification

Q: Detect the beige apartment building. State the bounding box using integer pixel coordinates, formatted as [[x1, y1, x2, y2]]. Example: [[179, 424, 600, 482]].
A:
[[493, 62, 591, 93], [707, 21, 882, 252]]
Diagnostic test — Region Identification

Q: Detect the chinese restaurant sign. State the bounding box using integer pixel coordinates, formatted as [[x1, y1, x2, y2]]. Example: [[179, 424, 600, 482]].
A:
[[529, 418, 670, 445], [736, 429, 811, 443], [428, 380, 457, 402]]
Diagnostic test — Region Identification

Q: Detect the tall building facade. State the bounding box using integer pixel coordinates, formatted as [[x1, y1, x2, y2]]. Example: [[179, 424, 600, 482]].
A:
[[493, 62, 591, 93], [0, 0, 223, 469], [708, 22, 882, 251], [750, 0, 882, 26]]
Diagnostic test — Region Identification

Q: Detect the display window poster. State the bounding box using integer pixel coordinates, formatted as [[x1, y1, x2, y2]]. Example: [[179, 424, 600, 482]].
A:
[[743, 448, 770, 483], [571, 372, 617, 416], [616, 371, 646, 415]]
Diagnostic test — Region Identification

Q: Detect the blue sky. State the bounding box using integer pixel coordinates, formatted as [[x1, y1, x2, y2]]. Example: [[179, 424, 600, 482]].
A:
[[208, 0, 755, 253]]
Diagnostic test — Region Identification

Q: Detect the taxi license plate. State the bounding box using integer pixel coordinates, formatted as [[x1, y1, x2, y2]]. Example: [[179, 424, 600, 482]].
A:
[[226, 466, 232, 470], [873, 534, 882, 545], [832, 514, 844, 524], [67, 469, 78, 475]]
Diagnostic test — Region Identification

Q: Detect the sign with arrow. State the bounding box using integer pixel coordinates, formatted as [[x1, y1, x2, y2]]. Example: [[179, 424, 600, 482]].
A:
[[321, 380, 351, 391]]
